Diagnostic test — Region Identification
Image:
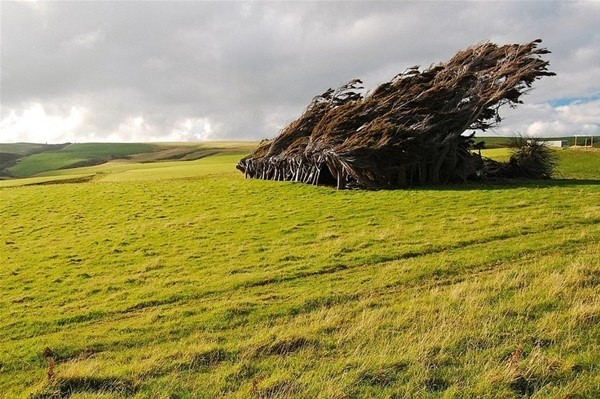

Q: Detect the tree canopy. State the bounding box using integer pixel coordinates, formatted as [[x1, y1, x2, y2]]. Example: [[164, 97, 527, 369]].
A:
[[237, 40, 555, 188]]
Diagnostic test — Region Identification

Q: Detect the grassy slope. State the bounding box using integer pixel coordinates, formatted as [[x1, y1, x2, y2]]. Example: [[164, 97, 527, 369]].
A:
[[0, 150, 598, 398], [0, 153, 250, 188], [0, 144, 70, 177], [0, 143, 68, 157], [128, 142, 257, 163], [8, 143, 158, 177], [5, 142, 258, 180]]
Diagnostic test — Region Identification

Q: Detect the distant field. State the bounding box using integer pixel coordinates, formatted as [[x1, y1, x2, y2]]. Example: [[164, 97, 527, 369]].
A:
[[6, 143, 157, 177], [0, 143, 70, 177], [0, 142, 258, 179], [478, 147, 600, 179], [0, 155, 242, 187], [476, 136, 600, 149], [0, 143, 69, 157], [0, 144, 598, 398], [554, 148, 600, 179]]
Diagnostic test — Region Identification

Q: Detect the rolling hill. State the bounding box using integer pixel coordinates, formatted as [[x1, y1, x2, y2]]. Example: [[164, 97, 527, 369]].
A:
[[0, 142, 258, 179]]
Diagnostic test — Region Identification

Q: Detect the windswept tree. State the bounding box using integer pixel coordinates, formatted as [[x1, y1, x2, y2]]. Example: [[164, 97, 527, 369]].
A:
[[237, 40, 555, 189]]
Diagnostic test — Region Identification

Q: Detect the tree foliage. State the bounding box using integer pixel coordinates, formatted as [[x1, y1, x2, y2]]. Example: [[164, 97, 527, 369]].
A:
[[237, 40, 555, 188]]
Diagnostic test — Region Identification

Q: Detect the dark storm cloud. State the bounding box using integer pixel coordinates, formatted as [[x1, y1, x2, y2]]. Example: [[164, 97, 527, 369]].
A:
[[1, 1, 599, 142]]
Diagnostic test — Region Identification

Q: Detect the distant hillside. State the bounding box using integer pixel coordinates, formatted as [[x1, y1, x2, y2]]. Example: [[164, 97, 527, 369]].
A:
[[1, 142, 258, 179], [4, 143, 157, 177], [0, 142, 71, 156], [0, 143, 70, 177]]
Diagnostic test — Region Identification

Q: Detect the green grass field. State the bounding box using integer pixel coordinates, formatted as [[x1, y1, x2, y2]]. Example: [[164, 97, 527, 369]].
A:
[[6, 143, 158, 177], [476, 136, 600, 149], [1, 142, 259, 180], [0, 145, 598, 398], [0, 143, 69, 157]]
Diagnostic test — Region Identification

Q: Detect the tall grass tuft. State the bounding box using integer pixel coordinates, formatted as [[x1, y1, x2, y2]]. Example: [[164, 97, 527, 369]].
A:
[[483, 136, 558, 179], [507, 137, 557, 179]]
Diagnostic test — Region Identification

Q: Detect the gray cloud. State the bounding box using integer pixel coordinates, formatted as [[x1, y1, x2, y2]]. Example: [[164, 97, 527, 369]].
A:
[[1, 1, 599, 143]]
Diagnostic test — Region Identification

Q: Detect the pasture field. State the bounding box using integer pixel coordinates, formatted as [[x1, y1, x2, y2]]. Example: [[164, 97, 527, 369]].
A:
[[2, 142, 259, 179], [476, 136, 600, 149], [0, 143, 71, 156], [0, 154, 249, 188], [0, 146, 598, 398], [6, 143, 157, 178], [554, 149, 600, 179]]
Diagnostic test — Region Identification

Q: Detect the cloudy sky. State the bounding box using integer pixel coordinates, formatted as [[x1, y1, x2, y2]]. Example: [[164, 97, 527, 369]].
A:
[[1, 1, 599, 143]]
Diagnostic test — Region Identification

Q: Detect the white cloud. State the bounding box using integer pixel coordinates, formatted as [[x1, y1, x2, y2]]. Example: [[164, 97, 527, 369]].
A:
[[17, 0, 47, 13], [556, 101, 600, 125], [62, 29, 105, 49], [0, 103, 85, 143], [492, 100, 600, 137], [114, 116, 151, 141], [168, 118, 219, 142], [0, 106, 222, 143]]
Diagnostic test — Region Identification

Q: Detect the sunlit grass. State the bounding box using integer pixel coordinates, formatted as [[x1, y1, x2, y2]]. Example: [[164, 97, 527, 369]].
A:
[[480, 148, 510, 161], [0, 148, 598, 398], [554, 148, 600, 179], [0, 154, 246, 187]]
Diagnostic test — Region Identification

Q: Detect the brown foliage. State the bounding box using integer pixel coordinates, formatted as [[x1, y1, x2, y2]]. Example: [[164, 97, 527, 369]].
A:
[[237, 40, 554, 188]]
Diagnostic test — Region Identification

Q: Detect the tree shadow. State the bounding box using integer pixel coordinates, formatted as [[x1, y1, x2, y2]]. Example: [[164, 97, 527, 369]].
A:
[[408, 178, 600, 192]]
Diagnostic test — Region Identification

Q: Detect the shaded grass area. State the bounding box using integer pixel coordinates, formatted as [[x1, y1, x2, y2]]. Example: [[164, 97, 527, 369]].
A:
[[0, 174, 96, 188], [0, 151, 598, 398], [30, 375, 137, 399]]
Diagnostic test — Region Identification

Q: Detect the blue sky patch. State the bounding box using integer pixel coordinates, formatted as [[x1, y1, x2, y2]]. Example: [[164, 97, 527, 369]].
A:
[[549, 94, 600, 107]]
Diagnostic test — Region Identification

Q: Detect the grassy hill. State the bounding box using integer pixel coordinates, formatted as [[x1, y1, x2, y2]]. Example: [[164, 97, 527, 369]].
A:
[[0, 145, 598, 398], [6, 143, 158, 177], [0, 143, 70, 177], [1, 142, 258, 179], [0, 143, 70, 157]]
